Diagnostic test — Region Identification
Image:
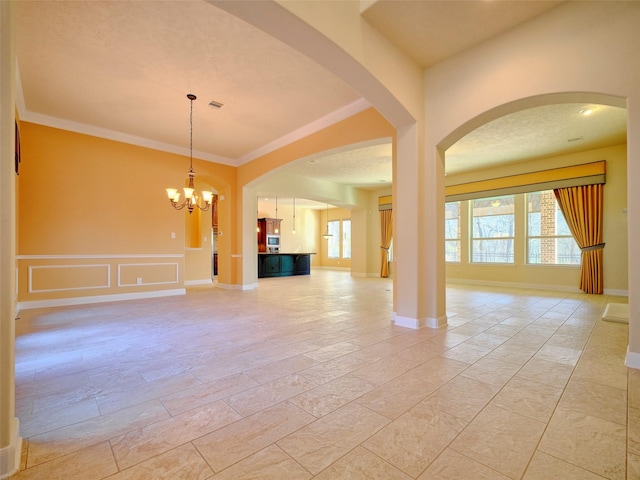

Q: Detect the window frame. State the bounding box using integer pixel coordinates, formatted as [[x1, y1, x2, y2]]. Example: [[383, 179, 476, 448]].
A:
[[341, 219, 351, 259], [469, 195, 515, 264], [445, 201, 461, 263], [327, 220, 340, 258]]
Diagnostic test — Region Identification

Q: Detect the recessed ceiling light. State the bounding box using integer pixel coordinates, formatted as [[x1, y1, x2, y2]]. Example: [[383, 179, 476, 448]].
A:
[[578, 106, 596, 116], [208, 100, 224, 109]]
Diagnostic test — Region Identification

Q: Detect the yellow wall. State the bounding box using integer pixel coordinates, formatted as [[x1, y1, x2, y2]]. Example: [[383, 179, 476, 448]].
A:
[[17, 122, 235, 306], [258, 203, 319, 262], [445, 144, 628, 293]]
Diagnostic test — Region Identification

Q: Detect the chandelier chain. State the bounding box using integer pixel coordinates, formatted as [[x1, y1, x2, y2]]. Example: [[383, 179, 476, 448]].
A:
[[165, 93, 213, 214]]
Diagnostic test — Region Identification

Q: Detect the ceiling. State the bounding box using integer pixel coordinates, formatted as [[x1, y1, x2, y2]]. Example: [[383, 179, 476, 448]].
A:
[[15, 1, 627, 209]]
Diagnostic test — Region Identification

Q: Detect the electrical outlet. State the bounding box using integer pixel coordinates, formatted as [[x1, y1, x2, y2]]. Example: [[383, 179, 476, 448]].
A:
[[136, 277, 142, 285], [171, 232, 176, 239]]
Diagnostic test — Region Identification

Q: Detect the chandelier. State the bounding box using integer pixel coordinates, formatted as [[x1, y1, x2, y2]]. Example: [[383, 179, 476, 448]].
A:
[[166, 94, 213, 214]]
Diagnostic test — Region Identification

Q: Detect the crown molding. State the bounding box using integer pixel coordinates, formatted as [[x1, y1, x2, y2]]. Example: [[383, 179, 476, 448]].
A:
[[235, 98, 371, 165], [16, 62, 370, 169]]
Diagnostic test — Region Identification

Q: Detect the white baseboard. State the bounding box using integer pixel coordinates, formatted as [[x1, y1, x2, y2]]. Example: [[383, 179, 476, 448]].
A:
[[184, 279, 213, 286], [17, 289, 186, 310], [0, 418, 22, 479], [392, 313, 447, 329], [216, 282, 258, 291], [447, 278, 629, 297], [603, 288, 629, 296], [427, 315, 448, 329], [626, 347, 640, 370], [447, 278, 582, 293]]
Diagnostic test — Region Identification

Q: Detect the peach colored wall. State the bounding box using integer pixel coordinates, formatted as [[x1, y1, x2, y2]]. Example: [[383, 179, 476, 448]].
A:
[[17, 122, 235, 306]]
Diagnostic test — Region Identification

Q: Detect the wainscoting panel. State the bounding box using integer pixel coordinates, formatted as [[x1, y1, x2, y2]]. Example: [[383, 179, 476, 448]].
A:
[[118, 263, 179, 287], [17, 254, 185, 309], [29, 264, 110, 293]]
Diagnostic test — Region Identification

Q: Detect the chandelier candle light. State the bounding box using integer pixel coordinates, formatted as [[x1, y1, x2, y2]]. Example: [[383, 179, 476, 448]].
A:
[[166, 94, 213, 214]]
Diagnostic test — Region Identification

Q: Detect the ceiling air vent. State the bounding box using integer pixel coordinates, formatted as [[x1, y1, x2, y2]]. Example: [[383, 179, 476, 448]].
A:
[[208, 100, 224, 109]]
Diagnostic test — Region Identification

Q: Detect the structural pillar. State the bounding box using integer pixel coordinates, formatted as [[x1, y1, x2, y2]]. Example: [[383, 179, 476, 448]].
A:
[[0, 1, 22, 477]]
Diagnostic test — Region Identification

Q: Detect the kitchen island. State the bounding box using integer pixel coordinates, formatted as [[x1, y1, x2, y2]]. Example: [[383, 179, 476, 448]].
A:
[[258, 253, 315, 278]]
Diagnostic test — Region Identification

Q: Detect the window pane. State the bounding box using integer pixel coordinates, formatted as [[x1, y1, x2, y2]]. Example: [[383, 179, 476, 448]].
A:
[[342, 220, 351, 259], [327, 220, 340, 258], [527, 191, 541, 235], [472, 239, 514, 263], [556, 209, 572, 235], [445, 202, 460, 240], [526, 190, 580, 265], [445, 240, 460, 262], [528, 212, 541, 236], [528, 237, 580, 265], [556, 237, 581, 264], [528, 238, 542, 264], [471, 196, 514, 263], [471, 196, 514, 238]]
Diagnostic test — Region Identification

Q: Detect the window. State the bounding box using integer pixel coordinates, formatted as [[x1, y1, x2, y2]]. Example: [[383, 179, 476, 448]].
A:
[[527, 191, 580, 265], [471, 195, 515, 263], [342, 219, 351, 259], [445, 201, 461, 262], [327, 220, 340, 258]]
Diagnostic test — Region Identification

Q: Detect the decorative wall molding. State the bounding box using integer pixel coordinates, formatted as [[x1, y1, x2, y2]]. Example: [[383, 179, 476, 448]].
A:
[[28, 264, 110, 293], [17, 253, 184, 259], [117, 263, 179, 287]]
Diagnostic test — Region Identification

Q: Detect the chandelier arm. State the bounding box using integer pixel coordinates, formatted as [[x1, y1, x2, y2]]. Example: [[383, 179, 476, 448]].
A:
[[169, 200, 187, 211]]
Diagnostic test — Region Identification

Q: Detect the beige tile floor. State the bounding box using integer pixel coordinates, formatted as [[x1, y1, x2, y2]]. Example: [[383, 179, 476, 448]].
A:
[[12, 270, 638, 479]]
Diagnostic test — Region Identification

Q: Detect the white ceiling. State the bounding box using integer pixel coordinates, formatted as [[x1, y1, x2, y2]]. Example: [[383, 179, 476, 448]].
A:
[[15, 0, 627, 209]]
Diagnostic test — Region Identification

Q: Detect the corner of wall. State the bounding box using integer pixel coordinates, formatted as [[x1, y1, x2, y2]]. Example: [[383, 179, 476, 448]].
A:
[[0, 418, 22, 479], [626, 347, 640, 370]]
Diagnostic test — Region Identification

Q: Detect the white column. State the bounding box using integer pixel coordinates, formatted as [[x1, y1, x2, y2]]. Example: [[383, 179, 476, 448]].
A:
[[240, 187, 258, 289], [625, 93, 640, 369], [0, 1, 22, 477]]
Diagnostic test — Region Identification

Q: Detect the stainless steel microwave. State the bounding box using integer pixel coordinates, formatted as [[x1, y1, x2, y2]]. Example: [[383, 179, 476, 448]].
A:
[[266, 234, 280, 247]]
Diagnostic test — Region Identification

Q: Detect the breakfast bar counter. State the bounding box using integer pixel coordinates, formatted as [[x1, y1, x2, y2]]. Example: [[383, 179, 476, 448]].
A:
[[257, 253, 315, 278]]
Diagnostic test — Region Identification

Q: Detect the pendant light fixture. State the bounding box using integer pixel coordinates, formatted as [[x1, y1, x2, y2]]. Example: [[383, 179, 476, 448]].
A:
[[322, 203, 332, 240], [292, 197, 296, 234], [166, 94, 213, 214], [274, 196, 279, 233]]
